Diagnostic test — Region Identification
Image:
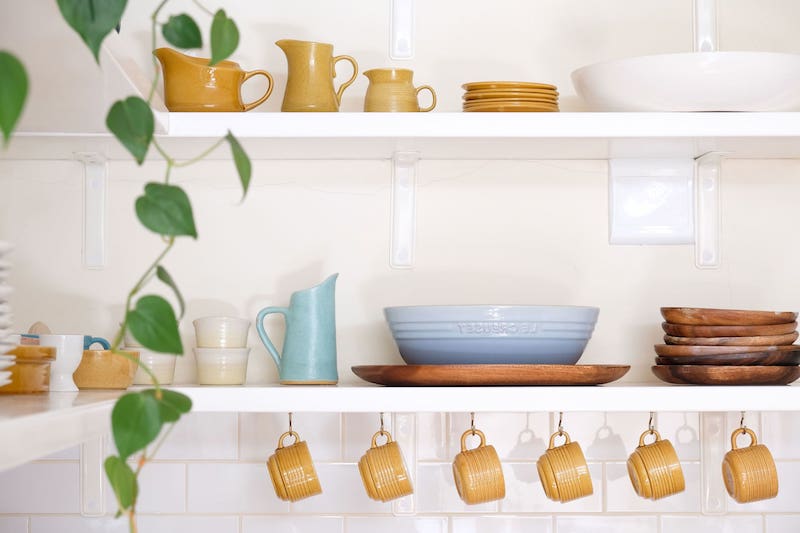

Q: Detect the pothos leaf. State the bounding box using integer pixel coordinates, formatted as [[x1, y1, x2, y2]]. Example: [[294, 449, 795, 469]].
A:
[[56, 0, 128, 62], [162, 14, 202, 49], [0, 52, 28, 147], [156, 265, 185, 319], [225, 131, 251, 200], [111, 392, 163, 461], [104, 456, 138, 511], [135, 183, 197, 238], [106, 96, 153, 165], [209, 9, 239, 65], [127, 295, 183, 354]]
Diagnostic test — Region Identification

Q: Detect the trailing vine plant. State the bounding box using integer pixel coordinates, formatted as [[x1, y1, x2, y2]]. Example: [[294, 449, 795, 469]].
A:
[[0, 1, 252, 531]]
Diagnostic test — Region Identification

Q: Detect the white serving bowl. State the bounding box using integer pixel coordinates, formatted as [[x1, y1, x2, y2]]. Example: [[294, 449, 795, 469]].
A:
[[571, 51, 800, 111], [194, 347, 250, 385], [384, 305, 599, 365]]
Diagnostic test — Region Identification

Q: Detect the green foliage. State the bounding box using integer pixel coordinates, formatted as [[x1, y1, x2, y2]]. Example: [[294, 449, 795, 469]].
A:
[[105, 456, 138, 512], [226, 131, 251, 200], [209, 9, 239, 65], [162, 14, 202, 49], [111, 392, 162, 461], [156, 265, 185, 319], [56, 0, 127, 62], [135, 183, 198, 238], [127, 295, 183, 354], [0, 52, 28, 146], [106, 97, 154, 164], [142, 388, 192, 423]]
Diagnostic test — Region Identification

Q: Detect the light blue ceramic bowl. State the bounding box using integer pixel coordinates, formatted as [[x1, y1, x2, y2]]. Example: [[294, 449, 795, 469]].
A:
[[384, 305, 599, 365]]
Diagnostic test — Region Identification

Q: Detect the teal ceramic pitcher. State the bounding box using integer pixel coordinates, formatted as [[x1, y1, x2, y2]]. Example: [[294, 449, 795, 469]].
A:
[[256, 274, 339, 384]]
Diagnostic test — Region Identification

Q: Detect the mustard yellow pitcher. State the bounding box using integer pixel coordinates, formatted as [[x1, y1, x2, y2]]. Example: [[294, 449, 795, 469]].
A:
[[154, 48, 274, 112], [276, 39, 358, 112]]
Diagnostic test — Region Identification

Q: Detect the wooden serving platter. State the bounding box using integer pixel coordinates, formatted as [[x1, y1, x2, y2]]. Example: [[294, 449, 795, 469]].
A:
[[654, 344, 800, 357], [660, 307, 797, 326], [351, 364, 630, 386], [655, 350, 800, 366], [651, 365, 800, 385], [663, 332, 798, 346], [662, 321, 797, 338]]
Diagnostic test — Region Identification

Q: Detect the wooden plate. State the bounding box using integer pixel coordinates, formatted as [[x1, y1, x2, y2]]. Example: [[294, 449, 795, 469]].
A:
[[651, 365, 800, 385], [655, 349, 800, 366], [660, 307, 797, 326], [462, 81, 557, 91], [663, 332, 798, 346], [654, 344, 800, 356], [351, 364, 630, 386], [662, 321, 797, 337]]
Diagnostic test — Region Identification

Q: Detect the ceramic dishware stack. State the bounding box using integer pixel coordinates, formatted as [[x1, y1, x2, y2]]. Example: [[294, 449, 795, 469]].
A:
[[652, 307, 800, 385], [0, 345, 56, 393], [0, 241, 14, 387], [462, 81, 559, 112], [193, 316, 251, 385]]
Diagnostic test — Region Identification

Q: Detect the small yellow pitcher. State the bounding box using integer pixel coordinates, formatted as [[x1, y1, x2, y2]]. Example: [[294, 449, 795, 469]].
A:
[[276, 39, 358, 112], [154, 48, 273, 112], [363, 68, 436, 112]]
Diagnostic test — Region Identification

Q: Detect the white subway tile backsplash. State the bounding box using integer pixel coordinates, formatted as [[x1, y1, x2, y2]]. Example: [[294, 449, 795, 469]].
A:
[[30, 516, 127, 533], [239, 412, 341, 462], [417, 413, 447, 461], [154, 413, 237, 460], [347, 517, 446, 533], [138, 516, 239, 533], [661, 515, 763, 533], [448, 413, 549, 461], [243, 516, 343, 533], [0, 463, 79, 513], [595, 412, 701, 461], [451, 516, 553, 533], [761, 412, 800, 460], [188, 463, 289, 514], [343, 413, 390, 462], [556, 516, 658, 533], [605, 462, 701, 513], [38, 446, 80, 461], [290, 464, 390, 514], [0, 518, 27, 533], [105, 463, 186, 514], [765, 515, 800, 533], [500, 462, 603, 513], [416, 464, 498, 514]]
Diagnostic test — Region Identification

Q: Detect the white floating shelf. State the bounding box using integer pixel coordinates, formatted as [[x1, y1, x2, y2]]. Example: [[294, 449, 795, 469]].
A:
[[5, 113, 800, 161]]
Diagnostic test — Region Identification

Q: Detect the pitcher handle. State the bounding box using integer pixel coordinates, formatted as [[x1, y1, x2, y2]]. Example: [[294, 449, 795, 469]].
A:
[[256, 306, 289, 370], [332, 55, 358, 105], [242, 70, 274, 112], [415, 85, 437, 112], [85, 336, 110, 350]]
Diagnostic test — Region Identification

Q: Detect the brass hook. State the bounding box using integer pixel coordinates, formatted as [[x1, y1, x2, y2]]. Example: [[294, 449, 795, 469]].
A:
[[288, 412, 293, 433], [557, 411, 564, 435], [648, 411, 655, 433], [470, 412, 476, 435], [740, 411, 746, 430], [379, 412, 385, 434]]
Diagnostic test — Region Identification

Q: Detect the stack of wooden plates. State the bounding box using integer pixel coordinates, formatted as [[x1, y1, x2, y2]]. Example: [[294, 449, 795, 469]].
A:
[[652, 307, 800, 385], [462, 81, 559, 112]]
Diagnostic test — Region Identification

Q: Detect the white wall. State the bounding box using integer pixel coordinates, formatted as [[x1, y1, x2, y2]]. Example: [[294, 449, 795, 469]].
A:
[[2, 1, 800, 532]]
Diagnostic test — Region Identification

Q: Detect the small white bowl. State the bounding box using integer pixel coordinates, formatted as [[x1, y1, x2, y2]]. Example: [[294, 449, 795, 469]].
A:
[[194, 347, 250, 385], [193, 316, 250, 348], [131, 348, 177, 385]]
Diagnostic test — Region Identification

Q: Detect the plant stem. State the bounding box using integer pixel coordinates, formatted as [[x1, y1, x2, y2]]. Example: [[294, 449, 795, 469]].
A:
[[173, 136, 226, 167], [113, 348, 161, 389], [128, 511, 137, 533], [192, 0, 216, 17], [152, 138, 174, 165], [147, 0, 170, 104]]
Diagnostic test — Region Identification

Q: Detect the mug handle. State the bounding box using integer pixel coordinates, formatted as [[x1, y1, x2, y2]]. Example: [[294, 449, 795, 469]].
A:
[[332, 55, 358, 105], [415, 85, 437, 112], [256, 306, 289, 370], [278, 430, 300, 449], [241, 70, 274, 112], [638, 429, 661, 447], [86, 336, 110, 350], [460, 429, 486, 452], [371, 430, 393, 448], [731, 427, 758, 450], [548, 430, 571, 449]]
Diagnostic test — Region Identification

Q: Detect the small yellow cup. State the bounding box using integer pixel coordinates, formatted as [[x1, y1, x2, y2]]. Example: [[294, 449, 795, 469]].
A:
[[537, 431, 593, 503], [452, 429, 505, 505], [722, 427, 778, 503], [627, 429, 685, 500], [358, 430, 413, 502], [266, 431, 322, 502]]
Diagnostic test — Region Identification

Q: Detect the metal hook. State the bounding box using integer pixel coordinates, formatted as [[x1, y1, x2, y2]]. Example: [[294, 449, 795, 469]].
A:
[[557, 412, 564, 435], [740, 411, 746, 430], [288, 412, 293, 433], [379, 412, 385, 434], [648, 411, 655, 433], [470, 412, 476, 435]]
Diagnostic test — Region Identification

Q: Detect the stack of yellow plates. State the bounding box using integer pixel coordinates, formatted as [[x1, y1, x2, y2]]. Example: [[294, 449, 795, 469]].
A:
[[462, 81, 559, 112]]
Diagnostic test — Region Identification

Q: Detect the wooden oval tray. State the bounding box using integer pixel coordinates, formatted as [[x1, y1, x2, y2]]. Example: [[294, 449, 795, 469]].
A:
[[651, 365, 800, 385], [662, 321, 797, 338], [654, 344, 800, 357], [663, 332, 798, 346], [351, 364, 630, 386], [655, 350, 800, 366], [660, 307, 797, 326]]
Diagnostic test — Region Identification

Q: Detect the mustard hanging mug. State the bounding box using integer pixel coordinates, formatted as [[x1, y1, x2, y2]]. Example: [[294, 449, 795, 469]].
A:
[[627, 429, 685, 500], [537, 430, 593, 503], [452, 428, 505, 505], [722, 427, 778, 503], [358, 430, 414, 502], [266, 430, 322, 502]]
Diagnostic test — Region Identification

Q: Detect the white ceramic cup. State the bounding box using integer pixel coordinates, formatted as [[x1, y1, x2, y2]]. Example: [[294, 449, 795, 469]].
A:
[[131, 348, 177, 385], [193, 316, 250, 348], [194, 347, 250, 385], [38, 334, 85, 391]]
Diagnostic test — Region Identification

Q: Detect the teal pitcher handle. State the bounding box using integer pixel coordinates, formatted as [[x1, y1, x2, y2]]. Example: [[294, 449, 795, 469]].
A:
[[256, 306, 289, 370]]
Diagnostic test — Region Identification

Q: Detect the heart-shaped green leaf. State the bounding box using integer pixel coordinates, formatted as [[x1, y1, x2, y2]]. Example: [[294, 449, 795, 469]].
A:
[[57, 0, 128, 62], [106, 97, 153, 165], [142, 389, 192, 423], [162, 14, 202, 49], [135, 183, 197, 238], [104, 455, 138, 511], [156, 265, 185, 318], [0, 52, 28, 146], [111, 392, 163, 461], [209, 9, 239, 65], [127, 295, 183, 354], [225, 131, 251, 200]]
